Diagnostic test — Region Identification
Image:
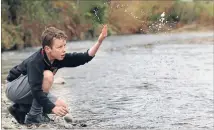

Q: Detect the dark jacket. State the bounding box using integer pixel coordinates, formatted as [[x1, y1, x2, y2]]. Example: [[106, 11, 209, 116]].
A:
[[7, 48, 94, 113]]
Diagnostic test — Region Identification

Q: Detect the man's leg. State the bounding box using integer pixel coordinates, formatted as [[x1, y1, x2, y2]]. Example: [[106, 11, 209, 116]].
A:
[[25, 70, 55, 124], [6, 75, 32, 124], [28, 70, 54, 115], [6, 70, 58, 124]]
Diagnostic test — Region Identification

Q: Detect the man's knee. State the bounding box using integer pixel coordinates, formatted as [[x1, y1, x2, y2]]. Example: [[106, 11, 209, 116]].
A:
[[43, 70, 54, 92], [43, 70, 54, 83]]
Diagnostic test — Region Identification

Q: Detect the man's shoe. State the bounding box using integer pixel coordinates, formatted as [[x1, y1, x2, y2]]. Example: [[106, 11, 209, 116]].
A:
[[8, 104, 27, 124], [24, 113, 50, 125], [42, 113, 51, 122]]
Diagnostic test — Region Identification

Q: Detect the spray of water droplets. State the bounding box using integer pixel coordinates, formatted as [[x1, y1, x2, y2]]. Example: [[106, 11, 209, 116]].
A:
[[147, 12, 179, 34], [93, 2, 179, 34], [93, 9, 100, 22]]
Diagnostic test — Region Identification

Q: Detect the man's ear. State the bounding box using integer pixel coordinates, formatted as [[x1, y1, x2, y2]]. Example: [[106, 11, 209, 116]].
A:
[[44, 46, 51, 53]]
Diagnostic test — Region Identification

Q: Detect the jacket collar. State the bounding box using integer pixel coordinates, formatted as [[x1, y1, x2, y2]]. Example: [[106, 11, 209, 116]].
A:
[[40, 48, 52, 67]]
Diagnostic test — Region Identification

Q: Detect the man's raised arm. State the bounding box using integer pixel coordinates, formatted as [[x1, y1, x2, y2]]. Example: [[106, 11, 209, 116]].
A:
[[58, 25, 108, 68], [88, 25, 108, 56]]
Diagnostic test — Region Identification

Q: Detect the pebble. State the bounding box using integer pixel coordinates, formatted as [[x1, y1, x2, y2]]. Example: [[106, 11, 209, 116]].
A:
[[80, 123, 87, 127], [64, 124, 73, 129], [58, 122, 66, 128], [64, 114, 73, 123], [37, 124, 50, 129], [3, 126, 12, 129], [72, 123, 77, 126], [26, 124, 37, 129]]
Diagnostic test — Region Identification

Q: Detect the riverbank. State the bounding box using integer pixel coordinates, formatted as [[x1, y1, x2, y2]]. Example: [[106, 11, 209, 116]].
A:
[[2, 23, 214, 52], [170, 23, 214, 33]]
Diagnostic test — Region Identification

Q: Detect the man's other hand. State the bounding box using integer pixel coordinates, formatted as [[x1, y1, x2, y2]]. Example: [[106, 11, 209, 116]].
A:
[[55, 99, 68, 109], [52, 106, 69, 117]]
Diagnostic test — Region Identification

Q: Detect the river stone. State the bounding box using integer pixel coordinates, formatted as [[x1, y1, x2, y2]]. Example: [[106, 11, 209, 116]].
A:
[[64, 114, 73, 123], [64, 124, 73, 129], [72, 123, 77, 126], [58, 122, 66, 128], [26, 124, 37, 129], [37, 124, 50, 129], [3, 125, 13, 129], [80, 123, 87, 127]]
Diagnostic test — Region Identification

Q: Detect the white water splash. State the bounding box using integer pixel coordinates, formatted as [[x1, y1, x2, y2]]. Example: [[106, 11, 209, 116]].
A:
[[94, 9, 100, 22], [106, 2, 175, 34], [161, 12, 165, 17]]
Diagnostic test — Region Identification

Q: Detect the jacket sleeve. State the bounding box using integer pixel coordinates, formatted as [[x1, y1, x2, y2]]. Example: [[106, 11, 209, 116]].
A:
[[27, 61, 55, 113], [58, 49, 94, 68], [7, 65, 22, 82]]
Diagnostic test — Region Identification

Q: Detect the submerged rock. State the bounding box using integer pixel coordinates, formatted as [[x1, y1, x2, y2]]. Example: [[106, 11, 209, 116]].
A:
[[80, 123, 87, 127], [54, 77, 66, 84]]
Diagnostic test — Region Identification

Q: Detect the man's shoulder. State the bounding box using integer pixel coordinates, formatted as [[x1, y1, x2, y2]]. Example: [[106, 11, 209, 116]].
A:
[[25, 49, 44, 65]]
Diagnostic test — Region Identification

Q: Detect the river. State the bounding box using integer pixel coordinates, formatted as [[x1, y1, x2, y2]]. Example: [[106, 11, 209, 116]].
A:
[[1, 32, 213, 129]]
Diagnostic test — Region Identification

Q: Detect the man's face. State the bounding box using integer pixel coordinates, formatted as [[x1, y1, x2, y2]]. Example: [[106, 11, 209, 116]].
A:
[[49, 38, 66, 61]]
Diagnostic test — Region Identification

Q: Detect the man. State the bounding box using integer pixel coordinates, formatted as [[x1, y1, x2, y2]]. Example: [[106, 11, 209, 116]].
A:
[[5, 25, 108, 124]]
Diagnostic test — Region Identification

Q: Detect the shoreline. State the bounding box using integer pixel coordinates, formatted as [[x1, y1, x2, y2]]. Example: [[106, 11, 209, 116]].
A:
[[2, 24, 213, 52]]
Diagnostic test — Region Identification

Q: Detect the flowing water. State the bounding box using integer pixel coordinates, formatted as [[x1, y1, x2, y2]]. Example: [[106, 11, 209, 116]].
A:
[[2, 32, 213, 129]]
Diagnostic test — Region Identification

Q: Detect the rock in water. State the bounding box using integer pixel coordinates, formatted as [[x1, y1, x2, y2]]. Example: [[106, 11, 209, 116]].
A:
[[64, 114, 73, 123], [54, 77, 66, 84], [80, 123, 87, 127], [71, 123, 77, 126]]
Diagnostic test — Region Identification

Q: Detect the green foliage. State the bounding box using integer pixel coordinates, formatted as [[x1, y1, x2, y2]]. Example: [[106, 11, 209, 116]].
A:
[[82, 1, 108, 27], [149, 13, 161, 21], [2, 22, 24, 50], [19, 0, 61, 24], [1, 0, 213, 51], [167, 1, 213, 24]]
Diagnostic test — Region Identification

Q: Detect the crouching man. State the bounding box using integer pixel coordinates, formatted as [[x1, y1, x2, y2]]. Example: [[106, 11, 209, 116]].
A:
[[5, 25, 108, 124]]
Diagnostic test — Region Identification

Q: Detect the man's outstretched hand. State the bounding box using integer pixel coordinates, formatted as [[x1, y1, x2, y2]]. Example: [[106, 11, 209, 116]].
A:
[[88, 24, 108, 56], [98, 25, 108, 43]]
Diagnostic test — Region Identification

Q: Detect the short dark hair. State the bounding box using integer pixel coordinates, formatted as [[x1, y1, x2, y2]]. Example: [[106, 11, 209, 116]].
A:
[[41, 27, 67, 48]]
